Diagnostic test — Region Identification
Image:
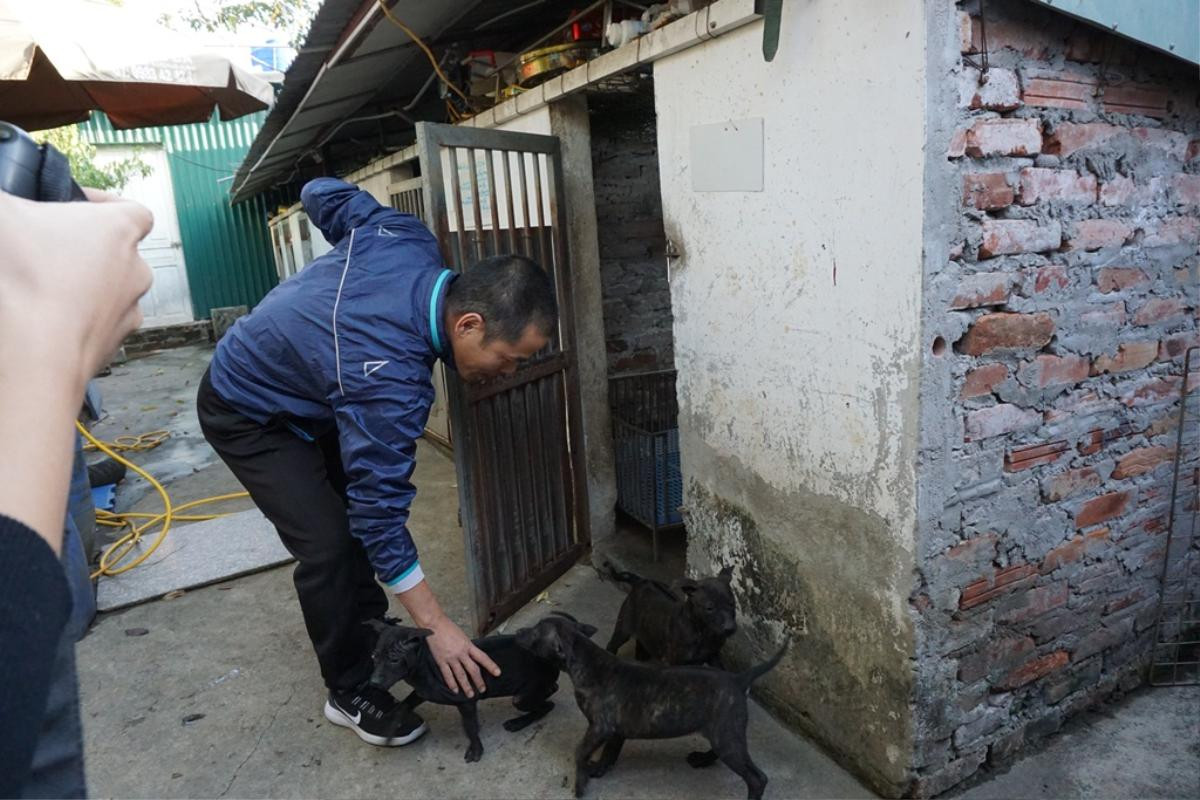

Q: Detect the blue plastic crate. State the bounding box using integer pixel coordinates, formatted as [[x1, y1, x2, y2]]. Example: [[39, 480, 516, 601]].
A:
[[609, 371, 682, 532]]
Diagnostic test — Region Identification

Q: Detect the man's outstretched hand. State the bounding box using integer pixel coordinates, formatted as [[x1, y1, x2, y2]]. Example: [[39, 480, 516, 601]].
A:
[[425, 614, 501, 698], [396, 579, 500, 697]]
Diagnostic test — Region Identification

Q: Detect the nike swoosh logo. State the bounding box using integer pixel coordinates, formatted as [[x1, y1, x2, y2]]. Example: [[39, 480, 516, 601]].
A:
[[347, 708, 362, 724], [363, 360, 389, 377]]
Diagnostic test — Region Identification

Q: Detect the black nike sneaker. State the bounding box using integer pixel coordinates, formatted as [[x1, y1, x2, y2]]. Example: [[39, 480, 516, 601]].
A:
[[324, 684, 427, 747]]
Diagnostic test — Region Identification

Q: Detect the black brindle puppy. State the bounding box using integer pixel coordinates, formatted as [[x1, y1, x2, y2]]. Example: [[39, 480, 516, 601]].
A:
[[515, 612, 787, 800], [366, 620, 560, 762], [605, 562, 737, 665]]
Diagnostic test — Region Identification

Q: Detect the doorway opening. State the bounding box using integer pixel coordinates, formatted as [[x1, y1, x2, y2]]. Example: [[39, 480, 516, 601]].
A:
[[586, 80, 684, 585]]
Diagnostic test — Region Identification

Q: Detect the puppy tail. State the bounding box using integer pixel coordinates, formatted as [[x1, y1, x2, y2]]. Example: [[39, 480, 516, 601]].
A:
[[602, 560, 645, 586], [738, 639, 790, 690]]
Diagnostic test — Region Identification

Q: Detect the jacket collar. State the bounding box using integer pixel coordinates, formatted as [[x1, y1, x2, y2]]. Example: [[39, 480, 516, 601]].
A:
[[428, 269, 456, 369]]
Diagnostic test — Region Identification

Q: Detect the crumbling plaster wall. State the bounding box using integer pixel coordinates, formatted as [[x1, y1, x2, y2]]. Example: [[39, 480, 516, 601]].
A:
[[653, 4, 926, 795], [913, 0, 1200, 795]]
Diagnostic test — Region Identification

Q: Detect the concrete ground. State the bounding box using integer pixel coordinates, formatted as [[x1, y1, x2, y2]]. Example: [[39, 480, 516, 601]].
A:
[[76, 347, 1198, 799], [79, 347, 869, 799], [954, 687, 1200, 800]]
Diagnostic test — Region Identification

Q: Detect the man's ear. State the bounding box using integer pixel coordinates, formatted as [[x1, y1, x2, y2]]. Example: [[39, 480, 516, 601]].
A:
[[453, 311, 485, 338], [678, 578, 699, 596], [718, 565, 733, 583]]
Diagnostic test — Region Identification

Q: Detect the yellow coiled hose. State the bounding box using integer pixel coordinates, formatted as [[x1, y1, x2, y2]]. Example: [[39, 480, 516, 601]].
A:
[[76, 421, 249, 579]]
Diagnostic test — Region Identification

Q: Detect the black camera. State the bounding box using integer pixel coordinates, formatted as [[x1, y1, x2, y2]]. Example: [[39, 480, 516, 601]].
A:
[[0, 120, 87, 203]]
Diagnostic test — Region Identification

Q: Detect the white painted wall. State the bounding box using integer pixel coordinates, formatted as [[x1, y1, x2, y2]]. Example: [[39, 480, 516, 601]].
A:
[[654, 4, 926, 546], [488, 105, 552, 136]]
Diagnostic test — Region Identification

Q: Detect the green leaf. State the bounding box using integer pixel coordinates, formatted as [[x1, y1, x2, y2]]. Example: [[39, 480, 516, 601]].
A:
[[32, 125, 152, 192]]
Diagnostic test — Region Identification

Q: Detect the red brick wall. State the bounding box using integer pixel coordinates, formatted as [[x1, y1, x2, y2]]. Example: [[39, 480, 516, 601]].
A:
[[911, 0, 1199, 794]]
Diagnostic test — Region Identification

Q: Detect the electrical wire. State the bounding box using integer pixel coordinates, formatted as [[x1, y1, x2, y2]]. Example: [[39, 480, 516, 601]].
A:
[[375, 0, 475, 109], [78, 422, 250, 579]]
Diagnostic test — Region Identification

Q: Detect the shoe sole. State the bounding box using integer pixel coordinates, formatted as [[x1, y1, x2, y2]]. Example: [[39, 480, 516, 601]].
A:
[[323, 701, 428, 747]]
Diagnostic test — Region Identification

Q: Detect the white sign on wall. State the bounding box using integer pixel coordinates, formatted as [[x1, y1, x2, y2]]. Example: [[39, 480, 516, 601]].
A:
[[689, 117, 764, 192]]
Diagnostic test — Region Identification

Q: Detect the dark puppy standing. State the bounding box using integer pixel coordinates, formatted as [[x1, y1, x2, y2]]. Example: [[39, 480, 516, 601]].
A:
[[605, 563, 737, 665], [516, 613, 786, 800], [366, 620, 559, 762]]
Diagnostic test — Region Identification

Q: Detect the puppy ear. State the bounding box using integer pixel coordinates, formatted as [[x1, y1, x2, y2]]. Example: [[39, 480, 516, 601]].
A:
[[366, 618, 389, 633], [579, 623, 598, 639], [409, 628, 435, 641], [678, 578, 699, 595], [718, 566, 733, 582], [551, 633, 568, 661]]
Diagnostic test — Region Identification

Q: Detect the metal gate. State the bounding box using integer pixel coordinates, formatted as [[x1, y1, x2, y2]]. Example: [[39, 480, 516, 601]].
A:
[[415, 122, 590, 634]]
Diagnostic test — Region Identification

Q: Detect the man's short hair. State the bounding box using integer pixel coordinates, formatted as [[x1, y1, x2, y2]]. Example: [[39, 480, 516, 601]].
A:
[[445, 255, 558, 343]]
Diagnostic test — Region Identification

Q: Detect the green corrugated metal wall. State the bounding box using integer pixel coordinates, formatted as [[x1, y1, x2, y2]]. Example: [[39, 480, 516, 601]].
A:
[[79, 112, 279, 319]]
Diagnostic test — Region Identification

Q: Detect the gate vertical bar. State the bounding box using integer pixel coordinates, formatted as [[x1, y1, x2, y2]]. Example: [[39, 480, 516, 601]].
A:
[[531, 155, 549, 275], [501, 151, 518, 254], [483, 149, 503, 256], [448, 148, 470, 269], [547, 142, 591, 554], [466, 149, 486, 262], [516, 153, 534, 259]]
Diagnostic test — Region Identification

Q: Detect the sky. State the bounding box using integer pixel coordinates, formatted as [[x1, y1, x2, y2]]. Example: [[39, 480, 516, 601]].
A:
[[115, 0, 317, 71]]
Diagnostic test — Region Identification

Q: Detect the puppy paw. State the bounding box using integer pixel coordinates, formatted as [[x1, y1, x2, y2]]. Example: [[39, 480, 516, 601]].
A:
[[686, 750, 719, 768], [464, 744, 483, 763]]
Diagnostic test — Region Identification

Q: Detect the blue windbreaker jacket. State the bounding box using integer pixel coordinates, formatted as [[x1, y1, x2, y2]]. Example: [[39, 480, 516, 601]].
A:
[[209, 178, 456, 593]]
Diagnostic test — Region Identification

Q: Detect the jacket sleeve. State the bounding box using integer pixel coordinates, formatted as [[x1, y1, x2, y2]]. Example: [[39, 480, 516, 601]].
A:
[[332, 370, 433, 593], [300, 178, 399, 246]]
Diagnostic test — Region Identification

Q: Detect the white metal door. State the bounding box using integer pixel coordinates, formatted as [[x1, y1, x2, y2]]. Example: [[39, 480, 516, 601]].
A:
[[94, 145, 193, 327]]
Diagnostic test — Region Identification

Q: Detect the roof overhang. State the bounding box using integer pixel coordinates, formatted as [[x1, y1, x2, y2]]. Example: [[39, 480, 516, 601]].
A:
[[230, 0, 481, 202], [1027, 0, 1199, 66]]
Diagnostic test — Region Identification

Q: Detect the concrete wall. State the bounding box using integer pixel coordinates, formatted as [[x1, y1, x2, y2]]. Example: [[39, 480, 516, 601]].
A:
[[589, 88, 675, 374], [913, 0, 1200, 794], [652, 4, 927, 795]]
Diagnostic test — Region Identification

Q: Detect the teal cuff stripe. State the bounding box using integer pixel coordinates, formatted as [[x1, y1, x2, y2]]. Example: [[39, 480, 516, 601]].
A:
[[429, 269, 452, 354], [387, 561, 420, 587]]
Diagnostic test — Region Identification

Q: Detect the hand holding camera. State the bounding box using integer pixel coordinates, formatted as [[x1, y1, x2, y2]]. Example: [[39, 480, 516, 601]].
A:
[[0, 120, 154, 544], [0, 120, 155, 390]]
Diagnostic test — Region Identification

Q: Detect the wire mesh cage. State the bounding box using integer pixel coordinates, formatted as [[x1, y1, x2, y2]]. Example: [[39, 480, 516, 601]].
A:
[[1150, 346, 1200, 686], [609, 370, 683, 559]]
